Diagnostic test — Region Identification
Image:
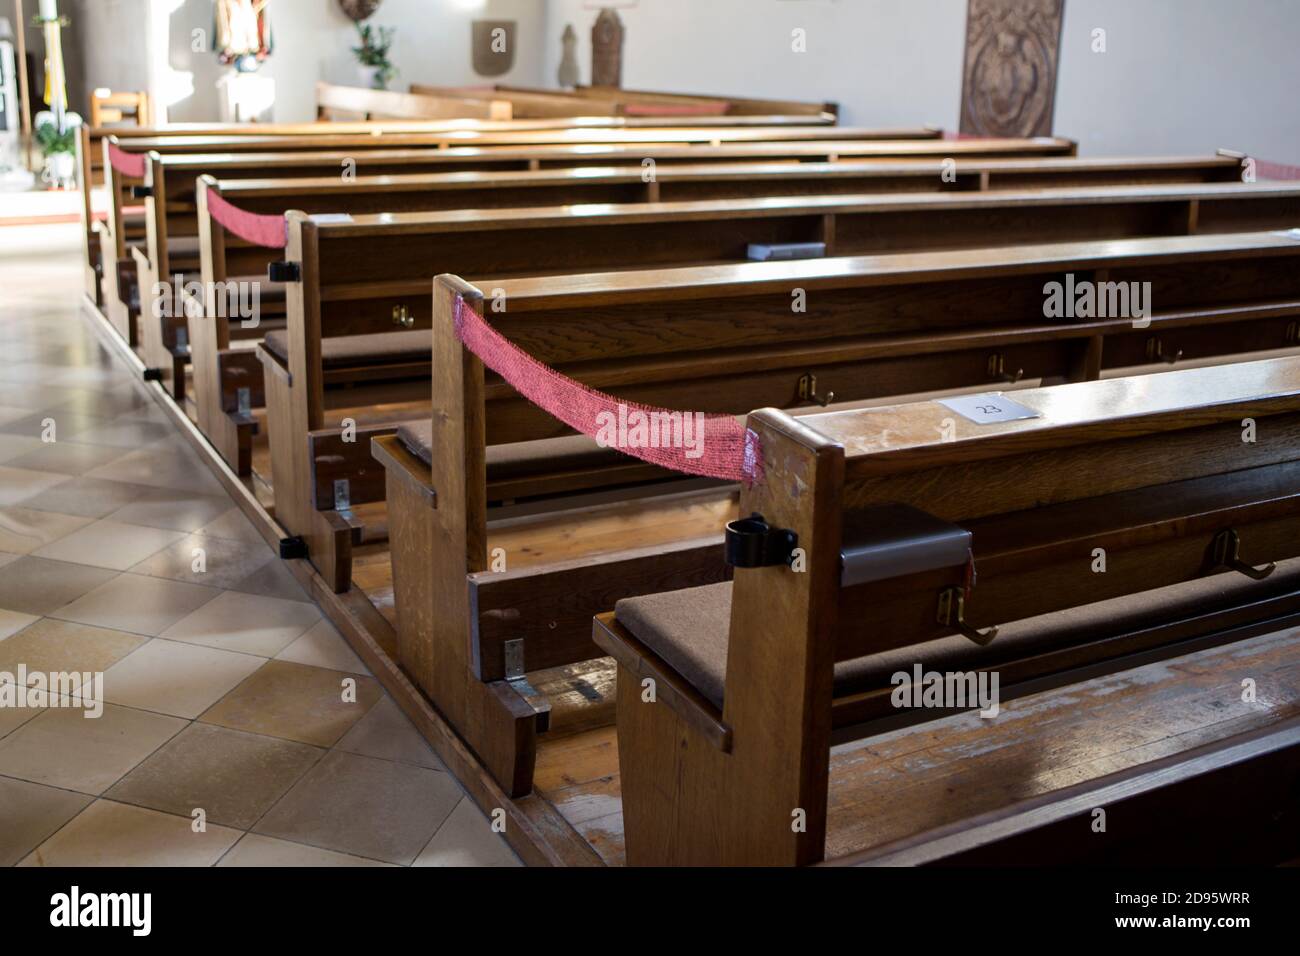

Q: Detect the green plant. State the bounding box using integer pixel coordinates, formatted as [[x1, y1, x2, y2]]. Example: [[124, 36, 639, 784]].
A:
[[352, 22, 396, 88], [35, 120, 76, 156]]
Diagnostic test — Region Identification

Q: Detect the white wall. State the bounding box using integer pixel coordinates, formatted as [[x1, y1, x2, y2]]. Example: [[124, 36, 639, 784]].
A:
[[160, 0, 547, 123], [50, 0, 1300, 163], [542, 0, 968, 130], [68, 0, 150, 112], [542, 0, 1300, 162], [1056, 0, 1300, 160]]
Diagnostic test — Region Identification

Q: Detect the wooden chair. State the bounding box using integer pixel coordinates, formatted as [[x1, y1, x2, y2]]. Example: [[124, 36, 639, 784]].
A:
[[89, 89, 151, 128], [593, 357, 1300, 864]]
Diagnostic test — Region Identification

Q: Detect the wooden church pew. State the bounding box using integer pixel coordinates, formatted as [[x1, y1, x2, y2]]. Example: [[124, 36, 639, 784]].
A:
[[409, 83, 839, 124], [368, 238, 1300, 796], [85, 112, 797, 192], [317, 82, 512, 122], [205, 175, 1300, 481], [205, 178, 1300, 484], [592, 357, 1300, 864], [78, 140, 1244, 315], [276, 225, 1300, 598], [561, 83, 840, 119], [98, 134, 1073, 371]]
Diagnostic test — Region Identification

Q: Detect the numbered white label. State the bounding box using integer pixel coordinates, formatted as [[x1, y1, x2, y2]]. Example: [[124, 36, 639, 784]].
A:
[[936, 393, 1040, 425]]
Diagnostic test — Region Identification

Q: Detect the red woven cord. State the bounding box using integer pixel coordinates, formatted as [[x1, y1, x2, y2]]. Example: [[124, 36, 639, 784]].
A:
[[452, 296, 762, 483], [107, 143, 146, 178], [1254, 157, 1300, 181], [206, 190, 288, 249]]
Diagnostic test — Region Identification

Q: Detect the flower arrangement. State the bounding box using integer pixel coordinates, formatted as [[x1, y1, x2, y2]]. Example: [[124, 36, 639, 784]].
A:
[[352, 22, 396, 90]]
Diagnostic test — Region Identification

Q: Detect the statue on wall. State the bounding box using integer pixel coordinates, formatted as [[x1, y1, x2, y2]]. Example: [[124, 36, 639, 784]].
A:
[[959, 0, 1064, 137], [591, 8, 624, 88], [215, 0, 274, 72], [338, 0, 383, 22], [472, 20, 516, 77], [557, 24, 580, 88]]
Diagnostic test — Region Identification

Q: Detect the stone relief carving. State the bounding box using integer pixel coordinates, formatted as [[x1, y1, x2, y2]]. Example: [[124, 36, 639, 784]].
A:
[[960, 0, 1064, 137]]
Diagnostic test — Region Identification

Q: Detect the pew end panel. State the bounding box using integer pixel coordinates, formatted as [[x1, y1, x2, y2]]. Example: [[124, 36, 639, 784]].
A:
[[365, 279, 546, 796], [77, 127, 101, 304]]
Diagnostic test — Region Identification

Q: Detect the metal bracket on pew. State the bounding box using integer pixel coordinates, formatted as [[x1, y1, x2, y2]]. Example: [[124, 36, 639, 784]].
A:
[[267, 260, 301, 283], [333, 479, 353, 518], [937, 588, 999, 647], [987, 353, 1024, 384], [797, 372, 835, 408], [1208, 529, 1277, 581], [1145, 337, 1183, 365], [726, 513, 798, 568], [502, 639, 551, 734]]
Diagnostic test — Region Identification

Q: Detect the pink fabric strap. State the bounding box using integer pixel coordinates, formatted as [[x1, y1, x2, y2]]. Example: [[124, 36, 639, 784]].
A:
[[1254, 157, 1300, 181], [453, 295, 762, 483], [107, 143, 146, 178], [206, 190, 289, 249]]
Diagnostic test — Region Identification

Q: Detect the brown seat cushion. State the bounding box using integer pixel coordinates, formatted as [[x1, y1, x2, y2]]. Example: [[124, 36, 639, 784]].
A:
[[167, 235, 202, 260], [226, 277, 287, 302], [261, 329, 431, 369], [615, 558, 1300, 711], [398, 419, 642, 482]]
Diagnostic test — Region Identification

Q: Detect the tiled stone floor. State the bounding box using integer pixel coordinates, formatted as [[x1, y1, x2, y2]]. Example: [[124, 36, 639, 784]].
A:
[[0, 222, 519, 867]]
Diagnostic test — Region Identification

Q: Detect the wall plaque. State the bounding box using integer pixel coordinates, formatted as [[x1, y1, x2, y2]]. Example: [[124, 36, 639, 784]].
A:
[[591, 8, 624, 88], [959, 0, 1064, 137]]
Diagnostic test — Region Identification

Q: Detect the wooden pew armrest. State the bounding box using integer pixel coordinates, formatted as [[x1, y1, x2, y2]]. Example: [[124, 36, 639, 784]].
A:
[[371, 434, 437, 508], [592, 612, 732, 752]]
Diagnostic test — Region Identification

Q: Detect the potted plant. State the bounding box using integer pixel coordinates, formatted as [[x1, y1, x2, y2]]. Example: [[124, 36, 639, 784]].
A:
[[352, 23, 396, 90], [34, 111, 82, 190]]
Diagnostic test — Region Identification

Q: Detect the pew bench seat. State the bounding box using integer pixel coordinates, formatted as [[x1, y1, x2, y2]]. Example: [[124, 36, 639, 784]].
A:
[[609, 557, 1300, 721], [262, 328, 431, 369], [397, 419, 672, 489]]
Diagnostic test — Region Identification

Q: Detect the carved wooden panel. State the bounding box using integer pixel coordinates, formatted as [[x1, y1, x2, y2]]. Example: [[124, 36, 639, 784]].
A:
[[960, 0, 1064, 137], [338, 0, 383, 22], [591, 8, 625, 89]]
